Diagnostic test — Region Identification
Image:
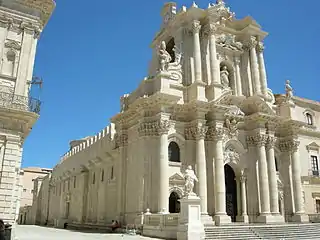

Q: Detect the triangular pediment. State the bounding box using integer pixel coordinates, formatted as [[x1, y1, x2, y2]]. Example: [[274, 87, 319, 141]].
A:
[[169, 172, 184, 182], [306, 142, 320, 152]]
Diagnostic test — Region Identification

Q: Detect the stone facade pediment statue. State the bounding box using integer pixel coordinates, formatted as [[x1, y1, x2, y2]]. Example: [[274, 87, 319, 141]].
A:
[[285, 80, 293, 102], [158, 41, 172, 72], [183, 165, 198, 197], [220, 66, 230, 88]]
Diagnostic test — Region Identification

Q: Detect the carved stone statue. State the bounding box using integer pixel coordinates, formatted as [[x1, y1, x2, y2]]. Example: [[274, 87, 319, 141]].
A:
[[225, 117, 238, 138], [158, 41, 172, 72], [183, 165, 198, 197], [120, 94, 129, 113], [285, 80, 293, 102], [220, 66, 230, 87]]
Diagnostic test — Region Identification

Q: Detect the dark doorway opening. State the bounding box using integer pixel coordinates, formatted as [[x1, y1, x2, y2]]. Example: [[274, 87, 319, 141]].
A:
[[169, 192, 180, 213], [225, 164, 237, 222]]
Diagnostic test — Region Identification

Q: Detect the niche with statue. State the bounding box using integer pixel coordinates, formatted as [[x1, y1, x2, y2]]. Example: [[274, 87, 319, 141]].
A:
[[220, 62, 235, 93]]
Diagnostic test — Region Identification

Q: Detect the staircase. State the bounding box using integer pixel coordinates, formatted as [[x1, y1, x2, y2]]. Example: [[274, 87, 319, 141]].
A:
[[205, 223, 320, 240], [205, 225, 261, 240], [251, 223, 320, 240]]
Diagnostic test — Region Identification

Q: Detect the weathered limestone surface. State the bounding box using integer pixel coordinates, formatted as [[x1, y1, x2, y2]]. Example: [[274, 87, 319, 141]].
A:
[[24, 0, 320, 233]]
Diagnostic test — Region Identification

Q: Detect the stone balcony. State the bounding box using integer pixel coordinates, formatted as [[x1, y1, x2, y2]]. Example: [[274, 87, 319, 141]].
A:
[[0, 91, 41, 114]]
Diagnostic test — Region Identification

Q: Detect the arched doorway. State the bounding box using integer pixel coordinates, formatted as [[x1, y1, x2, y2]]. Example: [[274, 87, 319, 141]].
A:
[[225, 164, 237, 222], [169, 192, 180, 213]]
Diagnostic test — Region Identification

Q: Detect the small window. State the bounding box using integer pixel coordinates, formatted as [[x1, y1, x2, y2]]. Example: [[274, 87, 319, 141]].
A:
[[306, 113, 313, 125], [311, 156, 319, 176], [92, 172, 96, 184], [23, 189, 26, 192], [316, 200, 320, 213], [101, 169, 104, 182], [275, 157, 279, 172], [67, 180, 70, 191]]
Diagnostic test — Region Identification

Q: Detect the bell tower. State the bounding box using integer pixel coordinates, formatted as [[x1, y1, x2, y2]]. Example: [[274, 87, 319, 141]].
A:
[[0, 0, 55, 237]]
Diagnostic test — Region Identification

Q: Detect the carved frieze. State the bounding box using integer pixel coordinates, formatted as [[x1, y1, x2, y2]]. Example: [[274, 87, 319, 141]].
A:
[[216, 34, 243, 51], [138, 120, 170, 137]]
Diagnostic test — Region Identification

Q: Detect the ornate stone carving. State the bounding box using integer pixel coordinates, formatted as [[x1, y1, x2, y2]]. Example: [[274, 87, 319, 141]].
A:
[[285, 80, 293, 102], [207, 126, 225, 141], [224, 147, 240, 164], [216, 34, 243, 51], [158, 41, 172, 72], [225, 117, 238, 138], [243, 36, 258, 51], [116, 133, 128, 147], [256, 42, 265, 53], [4, 40, 21, 51], [220, 66, 230, 88], [185, 125, 208, 140], [240, 172, 247, 183], [183, 165, 198, 197], [208, 0, 235, 25], [246, 134, 268, 147], [266, 136, 276, 150], [138, 122, 158, 137], [157, 120, 170, 135], [191, 20, 201, 34], [203, 23, 218, 36], [279, 139, 300, 152]]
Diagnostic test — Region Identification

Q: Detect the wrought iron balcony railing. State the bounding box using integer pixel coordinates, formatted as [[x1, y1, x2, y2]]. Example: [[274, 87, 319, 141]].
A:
[[0, 91, 41, 114]]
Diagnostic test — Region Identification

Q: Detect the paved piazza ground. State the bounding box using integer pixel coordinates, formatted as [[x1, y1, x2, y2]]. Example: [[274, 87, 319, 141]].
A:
[[16, 225, 161, 240]]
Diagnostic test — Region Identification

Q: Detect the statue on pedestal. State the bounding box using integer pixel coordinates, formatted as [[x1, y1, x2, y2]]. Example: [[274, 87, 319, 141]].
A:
[[285, 80, 293, 102], [158, 41, 172, 72], [183, 165, 198, 197], [220, 66, 230, 88]]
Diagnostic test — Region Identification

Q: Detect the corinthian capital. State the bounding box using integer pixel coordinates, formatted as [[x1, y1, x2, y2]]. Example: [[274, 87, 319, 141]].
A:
[[279, 139, 300, 152], [266, 136, 276, 150], [157, 120, 170, 135], [185, 125, 208, 140], [191, 20, 201, 34], [203, 23, 217, 36], [247, 133, 268, 147], [243, 36, 258, 51], [256, 42, 265, 53], [206, 126, 225, 141]]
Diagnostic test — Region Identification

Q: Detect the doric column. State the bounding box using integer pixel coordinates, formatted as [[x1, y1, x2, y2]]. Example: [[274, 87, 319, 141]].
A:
[[289, 140, 304, 214], [266, 136, 280, 215], [240, 174, 248, 216], [191, 20, 202, 83], [253, 134, 271, 215], [208, 126, 231, 225], [206, 23, 220, 86], [245, 37, 261, 95], [157, 120, 170, 213], [235, 57, 242, 96], [257, 42, 268, 96]]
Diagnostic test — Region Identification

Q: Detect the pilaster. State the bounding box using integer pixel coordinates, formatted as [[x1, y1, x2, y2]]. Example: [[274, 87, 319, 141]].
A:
[[256, 42, 268, 98]]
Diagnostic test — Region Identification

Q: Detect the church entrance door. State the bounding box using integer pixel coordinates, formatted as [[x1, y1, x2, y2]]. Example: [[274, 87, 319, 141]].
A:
[[225, 164, 237, 222], [169, 192, 180, 213]]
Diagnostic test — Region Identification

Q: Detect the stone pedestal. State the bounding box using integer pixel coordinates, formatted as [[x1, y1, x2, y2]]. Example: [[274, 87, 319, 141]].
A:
[[257, 214, 285, 224], [236, 215, 249, 223], [214, 214, 231, 226], [177, 195, 205, 240], [292, 214, 309, 223], [188, 82, 206, 102]]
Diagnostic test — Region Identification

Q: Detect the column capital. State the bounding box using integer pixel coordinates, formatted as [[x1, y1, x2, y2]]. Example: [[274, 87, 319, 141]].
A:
[[116, 133, 128, 147], [256, 42, 265, 53], [207, 126, 224, 141], [138, 122, 157, 137], [203, 23, 218, 36], [157, 120, 170, 135], [266, 136, 277, 150], [243, 36, 258, 51], [246, 133, 268, 147], [185, 125, 208, 140], [240, 174, 247, 183], [191, 20, 201, 34], [279, 138, 300, 152]]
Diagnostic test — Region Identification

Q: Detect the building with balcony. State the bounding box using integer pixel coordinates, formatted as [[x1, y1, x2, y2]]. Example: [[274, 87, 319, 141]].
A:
[[26, 0, 320, 232], [0, 0, 55, 237]]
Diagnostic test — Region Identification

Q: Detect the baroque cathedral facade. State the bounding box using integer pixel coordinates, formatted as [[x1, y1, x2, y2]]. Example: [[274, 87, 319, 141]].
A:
[[27, 0, 320, 227]]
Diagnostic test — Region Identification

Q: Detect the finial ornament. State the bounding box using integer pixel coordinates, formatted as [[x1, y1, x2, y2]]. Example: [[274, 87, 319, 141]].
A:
[[285, 80, 293, 102], [192, 1, 198, 8], [183, 165, 198, 197]]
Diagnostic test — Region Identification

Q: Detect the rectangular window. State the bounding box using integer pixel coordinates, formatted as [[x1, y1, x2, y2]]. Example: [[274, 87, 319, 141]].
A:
[[101, 169, 104, 182], [316, 199, 320, 213], [311, 156, 319, 176]]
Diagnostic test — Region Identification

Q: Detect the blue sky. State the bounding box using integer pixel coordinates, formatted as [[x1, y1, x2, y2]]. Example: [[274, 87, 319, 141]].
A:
[[22, 0, 320, 168]]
